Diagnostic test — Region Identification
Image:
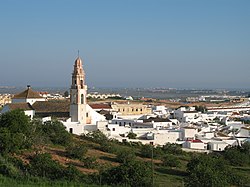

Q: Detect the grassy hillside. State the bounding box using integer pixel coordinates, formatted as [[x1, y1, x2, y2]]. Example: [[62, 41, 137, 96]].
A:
[[0, 110, 250, 186]]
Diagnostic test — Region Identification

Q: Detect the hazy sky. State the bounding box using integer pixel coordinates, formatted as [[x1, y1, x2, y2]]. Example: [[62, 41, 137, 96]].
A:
[[0, 0, 249, 89]]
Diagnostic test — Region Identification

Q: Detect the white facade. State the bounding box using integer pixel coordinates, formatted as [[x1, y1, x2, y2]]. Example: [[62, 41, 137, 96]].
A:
[[181, 127, 198, 140], [63, 57, 107, 135], [184, 140, 206, 150], [208, 141, 228, 151], [0, 104, 35, 119], [70, 57, 88, 124]]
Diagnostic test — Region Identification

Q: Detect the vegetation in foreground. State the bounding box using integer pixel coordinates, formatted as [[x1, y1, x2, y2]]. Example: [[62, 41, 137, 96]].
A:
[[0, 109, 250, 186]]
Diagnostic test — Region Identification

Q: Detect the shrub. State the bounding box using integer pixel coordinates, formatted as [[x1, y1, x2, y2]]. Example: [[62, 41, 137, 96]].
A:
[[81, 156, 97, 169], [116, 149, 136, 163], [0, 110, 33, 154], [41, 120, 72, 146], [102, 159, 151, 187], [29, 153, 65, 180], [162, 154, 180, 168], [66, 143, 88, 160], [186, 155, 230, 187], [127, 132, 137, 139]]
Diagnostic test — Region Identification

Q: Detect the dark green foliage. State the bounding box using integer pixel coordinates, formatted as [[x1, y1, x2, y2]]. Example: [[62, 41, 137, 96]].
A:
[[102, 159, 151, 187], [0, 110, 33, 154], [0, 156, 20, 178], [116, 149, 136, 163], [162, 143, 183, 155], [224, 142, 250, 166], [140, 144, 153, 158], [82, 130, 108, 144], [126, 132, 137, 139], [29, 153, 65, 180], [186, 155, 230, 187], [64, 164, 85, 182], [66, 143, 88, 160], [162, 154, 180, 168], [40, 120, 72, 146], [81, 156, 97, 169]]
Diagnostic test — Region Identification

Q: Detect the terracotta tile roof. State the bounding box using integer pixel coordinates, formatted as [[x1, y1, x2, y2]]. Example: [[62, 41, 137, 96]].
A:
[[89, 103, 112, 110], [13, 87, 43, 99], [32, 100, 70, 113], [190, 139, 203, 143], [7, 102, 34, 110]]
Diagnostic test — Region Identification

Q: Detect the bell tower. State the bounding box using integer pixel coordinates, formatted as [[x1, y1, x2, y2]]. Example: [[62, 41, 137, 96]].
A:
[[70, 56, 87, 124]]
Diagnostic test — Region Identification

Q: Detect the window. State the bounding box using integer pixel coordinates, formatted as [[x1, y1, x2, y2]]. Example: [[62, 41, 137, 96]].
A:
[[73, 94, 76, 104], [69, 128, 73, 134], [112, 128, 115, 131], [81, 94, 84, 104], [81, 80, 83, 88], [86, 113, 88, 117]]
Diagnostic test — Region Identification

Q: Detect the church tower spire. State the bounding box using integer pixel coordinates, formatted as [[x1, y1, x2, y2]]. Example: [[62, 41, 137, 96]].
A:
[[70, 56, 87, 123]]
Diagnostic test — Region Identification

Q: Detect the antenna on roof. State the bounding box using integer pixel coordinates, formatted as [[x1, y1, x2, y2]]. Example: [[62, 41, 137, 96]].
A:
[[77, 50, 80, 58]]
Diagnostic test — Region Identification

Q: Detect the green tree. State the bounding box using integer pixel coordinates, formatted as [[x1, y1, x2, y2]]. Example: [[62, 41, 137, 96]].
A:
[[186, 155, 230, 187], [127, 132, 137, 139], [140, 144, 153, 158], [162, 143, 182, 155], [82, 130, 108, 144], [66, 143, 88, 160], [102, 159, 151, 187], [41, 120, 72, 146], [29, 153, 65, 180], [162, 154, 180, 168], [224, 143, 250, 166], [0, 110, 33, 154], [116, 149, 136, 163]]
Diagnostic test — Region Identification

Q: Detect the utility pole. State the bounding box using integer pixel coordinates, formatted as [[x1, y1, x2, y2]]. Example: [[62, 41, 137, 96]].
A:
[[151, 144, 154, 187]]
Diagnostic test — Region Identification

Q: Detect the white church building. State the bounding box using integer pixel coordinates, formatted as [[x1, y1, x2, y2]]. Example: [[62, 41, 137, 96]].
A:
[[62, 57, 107, 135]]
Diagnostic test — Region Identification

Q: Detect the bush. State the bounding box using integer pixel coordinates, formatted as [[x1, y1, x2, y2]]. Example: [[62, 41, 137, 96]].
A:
[[127, 132, 137, 139], [0, 156, 20, 178], [41, 121, 72, 146], [162, 154, 180, 168], [82, 130, 108, 144], [66, 143, 88, 160], [140, 144, 153, 158], [29, 153, 65, 180], [0, 110, 33, 154], [223, 143, 250, 166], [102, 159, 151, 187], [81, 156, 97, 169], [186, 155, 231, 187], [162, 143, 182, 155], [116, 149, 136, 163]]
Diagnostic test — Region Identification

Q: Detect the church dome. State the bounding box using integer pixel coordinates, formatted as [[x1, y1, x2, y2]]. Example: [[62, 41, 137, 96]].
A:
[[75, 57, 82, 67]]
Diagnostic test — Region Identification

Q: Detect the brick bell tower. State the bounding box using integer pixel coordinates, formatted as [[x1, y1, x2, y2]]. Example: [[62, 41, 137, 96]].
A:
[[70, 56, 87, 124]]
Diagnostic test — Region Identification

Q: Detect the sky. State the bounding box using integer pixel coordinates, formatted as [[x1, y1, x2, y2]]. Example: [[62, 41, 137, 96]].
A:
[[0, 0, 249, 89]]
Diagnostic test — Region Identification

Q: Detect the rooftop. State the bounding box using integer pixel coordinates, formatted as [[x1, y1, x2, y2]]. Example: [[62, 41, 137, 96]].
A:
[[13, 86, 43, 99]]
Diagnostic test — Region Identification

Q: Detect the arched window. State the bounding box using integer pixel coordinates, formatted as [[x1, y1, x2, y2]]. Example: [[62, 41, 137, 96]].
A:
[[81, 94, 84, 104]]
